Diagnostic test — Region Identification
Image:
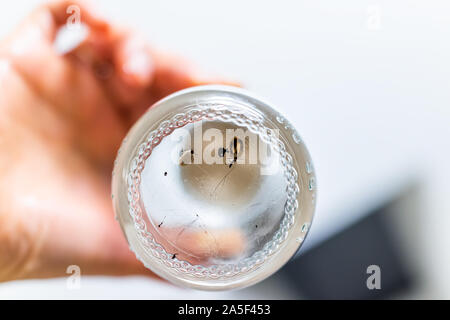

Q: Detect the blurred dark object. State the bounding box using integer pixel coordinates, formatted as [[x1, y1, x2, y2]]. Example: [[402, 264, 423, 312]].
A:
[[281, 200, 414, 299]]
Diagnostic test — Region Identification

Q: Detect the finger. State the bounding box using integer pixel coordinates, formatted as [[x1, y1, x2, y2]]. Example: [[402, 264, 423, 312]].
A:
[[114, 32, 154, 88], [3, 0, 109, 46], [149, 50, 241, 100], [156, 226, 246, 265], [180, 228, 246, 260], [45, 0, 109, 41], [99, 31, 155, 108], [2, 0, 111, 98]]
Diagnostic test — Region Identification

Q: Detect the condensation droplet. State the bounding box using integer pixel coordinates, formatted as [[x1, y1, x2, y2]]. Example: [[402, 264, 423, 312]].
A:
[[309, 177, 316, 191], [306, 161, 313, 174], [276, 115, 284, 124], [301, 223, 310, 233], [296, 237, 303, 243], [292, 132, 302, 144]]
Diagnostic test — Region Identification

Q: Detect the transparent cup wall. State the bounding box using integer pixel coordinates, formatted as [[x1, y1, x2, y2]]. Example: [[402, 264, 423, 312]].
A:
[[112, 85, 316, 290]]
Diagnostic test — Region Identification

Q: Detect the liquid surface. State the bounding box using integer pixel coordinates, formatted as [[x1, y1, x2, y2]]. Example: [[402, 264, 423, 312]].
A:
[[140, 121, 287, 265]]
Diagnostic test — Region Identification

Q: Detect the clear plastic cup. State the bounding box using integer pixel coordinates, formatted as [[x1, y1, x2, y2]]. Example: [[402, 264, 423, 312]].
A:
[[112, 85, 316, 290]]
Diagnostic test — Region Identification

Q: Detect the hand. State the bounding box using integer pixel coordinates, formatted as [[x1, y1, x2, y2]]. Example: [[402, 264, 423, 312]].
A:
[[0, 0, 231, 282]]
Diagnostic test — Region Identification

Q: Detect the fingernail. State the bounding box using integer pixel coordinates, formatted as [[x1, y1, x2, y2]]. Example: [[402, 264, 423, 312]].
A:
[[122, 39, 153, 85]]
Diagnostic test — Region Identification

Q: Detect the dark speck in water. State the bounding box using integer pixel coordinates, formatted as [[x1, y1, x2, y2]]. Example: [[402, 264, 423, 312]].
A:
[[218, 147, 227, 157]]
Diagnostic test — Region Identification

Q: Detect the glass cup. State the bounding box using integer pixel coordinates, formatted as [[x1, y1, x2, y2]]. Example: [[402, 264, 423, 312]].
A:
[[112, 85, 316, 290]]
